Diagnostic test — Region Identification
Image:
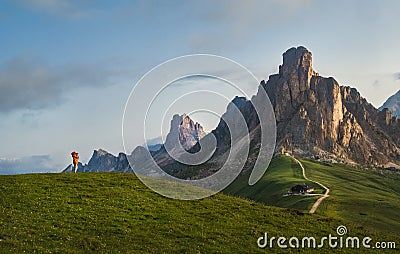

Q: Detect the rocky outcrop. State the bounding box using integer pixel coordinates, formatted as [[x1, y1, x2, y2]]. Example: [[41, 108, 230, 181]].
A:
[[62, 149, 132, 173], [379, 90, 400, 117], [262, 46, 400, 167], [165, 113, 206, 151], [180, 114, 206, 148], [86, 149, 118, 172], [115, 152, 130, 171]]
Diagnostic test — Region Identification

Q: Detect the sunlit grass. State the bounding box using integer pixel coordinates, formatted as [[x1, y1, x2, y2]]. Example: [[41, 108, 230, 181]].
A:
[[0, 171, 398, 253]]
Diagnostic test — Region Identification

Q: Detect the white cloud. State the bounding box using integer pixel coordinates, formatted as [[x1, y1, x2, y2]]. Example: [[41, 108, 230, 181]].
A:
[[0, 55, 128, 113], [0, 155, 56, 174]]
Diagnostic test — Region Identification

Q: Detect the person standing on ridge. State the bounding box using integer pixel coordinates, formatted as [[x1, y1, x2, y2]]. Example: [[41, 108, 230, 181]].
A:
[[71, 151, 79, 173]]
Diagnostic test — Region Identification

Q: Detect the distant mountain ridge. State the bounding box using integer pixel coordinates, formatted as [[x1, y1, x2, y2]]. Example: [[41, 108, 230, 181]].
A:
[[63, 114, 206, 173], [63, 149, 131, 173], [143, 136, 163, 152], [379, 90, 400, 117]]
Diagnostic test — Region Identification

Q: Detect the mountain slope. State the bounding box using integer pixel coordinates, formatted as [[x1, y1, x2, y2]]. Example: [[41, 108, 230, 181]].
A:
[[379, 90, 400, 117], [224, 156, 324, 211], [300, 158, 400, 235], [225, 156, 400, 235], [0, 173, 398, 253]]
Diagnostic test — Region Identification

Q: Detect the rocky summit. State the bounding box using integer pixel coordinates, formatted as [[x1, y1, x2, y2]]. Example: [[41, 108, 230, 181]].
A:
[[165, 113, 206, 151], [261, 46, 400, 167]]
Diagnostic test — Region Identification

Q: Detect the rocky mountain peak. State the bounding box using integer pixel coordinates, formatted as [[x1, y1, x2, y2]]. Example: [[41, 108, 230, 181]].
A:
[[62, 149, 131, 173], [93, 149, 109, 157], [165, 113, 206, 151], [282, 46, 312, 70], [261, 46, 400, 167], [88, 149, 117, 170], [279, 46, 317, 84], [181, 113, 204, 133]]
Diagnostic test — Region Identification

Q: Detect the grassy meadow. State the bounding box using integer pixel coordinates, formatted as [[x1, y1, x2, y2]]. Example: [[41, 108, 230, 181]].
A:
[[0, 172, 398, 253], [1, 156, 399, 253]]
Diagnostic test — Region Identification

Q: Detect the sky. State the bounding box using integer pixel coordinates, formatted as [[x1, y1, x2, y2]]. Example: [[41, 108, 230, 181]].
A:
[[0, 0, 399, 174]]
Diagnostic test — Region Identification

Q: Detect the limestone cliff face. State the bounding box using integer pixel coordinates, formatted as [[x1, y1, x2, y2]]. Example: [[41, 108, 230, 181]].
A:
[[179, 113, 206, 150], [262, 46, 400, 167], [165, 113, 206, 151]]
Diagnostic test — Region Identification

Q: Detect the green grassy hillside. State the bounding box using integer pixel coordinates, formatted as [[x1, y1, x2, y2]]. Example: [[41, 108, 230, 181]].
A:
[[224, 156, 324, 211], [224, 156, 400, 236], [300, 158, 400, 235], [0, 172, 397, 253]]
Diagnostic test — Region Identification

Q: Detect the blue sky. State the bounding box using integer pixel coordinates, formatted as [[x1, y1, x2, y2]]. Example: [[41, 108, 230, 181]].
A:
[[0, 0, 399, 174]]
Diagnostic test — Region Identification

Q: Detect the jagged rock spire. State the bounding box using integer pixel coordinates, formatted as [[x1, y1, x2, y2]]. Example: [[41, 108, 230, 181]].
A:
[[281, 46, 313, 72], [165, 113, 206, 151], [261, 46, 400, 167], [278, 46, 318, 90]]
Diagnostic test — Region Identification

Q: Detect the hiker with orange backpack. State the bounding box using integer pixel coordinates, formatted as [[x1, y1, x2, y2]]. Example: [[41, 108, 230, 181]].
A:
[[71, 151, 79, 173]]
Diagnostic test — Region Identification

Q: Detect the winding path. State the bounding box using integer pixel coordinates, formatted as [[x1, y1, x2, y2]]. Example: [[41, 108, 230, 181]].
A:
[[289, 155, 330, 214]]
